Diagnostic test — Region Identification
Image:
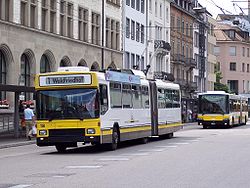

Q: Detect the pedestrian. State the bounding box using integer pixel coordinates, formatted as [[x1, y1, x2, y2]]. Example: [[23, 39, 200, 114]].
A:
[[24, 104, 35, 140]]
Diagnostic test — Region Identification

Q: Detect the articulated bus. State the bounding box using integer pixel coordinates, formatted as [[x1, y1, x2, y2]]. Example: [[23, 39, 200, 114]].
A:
[[197, 91, 248, 128], [34, 67, 182, 152]]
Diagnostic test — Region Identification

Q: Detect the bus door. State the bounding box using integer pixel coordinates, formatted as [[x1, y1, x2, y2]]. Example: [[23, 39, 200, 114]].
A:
[[149, 81, 158, 136]]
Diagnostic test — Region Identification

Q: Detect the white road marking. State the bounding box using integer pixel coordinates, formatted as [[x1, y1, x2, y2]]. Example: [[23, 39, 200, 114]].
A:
[[169, 142, 189, 145], [65, 165, 102, 169], [155, 146, 177, 148], [138, 149, 165, 152], [188, 139, 199, 142], [122, 153, 150, 156], [97, 158, 130, 161], [8, 185, 32, 188]]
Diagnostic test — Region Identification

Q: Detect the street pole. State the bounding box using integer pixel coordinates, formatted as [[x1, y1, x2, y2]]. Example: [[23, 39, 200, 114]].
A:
[[101, 0, 105, 70]]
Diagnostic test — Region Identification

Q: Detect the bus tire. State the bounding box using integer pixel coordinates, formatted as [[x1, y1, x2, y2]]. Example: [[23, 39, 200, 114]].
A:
[[55, 144, 67, 153], [203, 125, 208, 129], [106, 126, 119, 151]]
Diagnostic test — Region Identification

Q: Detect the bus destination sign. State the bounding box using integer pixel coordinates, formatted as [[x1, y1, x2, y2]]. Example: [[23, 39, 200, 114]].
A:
[[39, 74, 92, 86]]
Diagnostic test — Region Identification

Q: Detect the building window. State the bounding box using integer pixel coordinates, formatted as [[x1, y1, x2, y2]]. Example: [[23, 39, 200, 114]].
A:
[[30, 0, 37, 28], [186, 22, 189, 36], [248, 48, 250, 57], [177, 18, 180, 32], [0, 0, 11, 21], [230, 62, 236, 71], [243, 47, 245, 57], [181, 19, 184, 34], [20, 54, 31, 100], [247, 64, 249, 72], [171, 15, 175, 29], [227, 80, 238, 94], [194, 32, 199, 47], [141, 24, 144, 43], [141, 56, 144, 70], [141, 0, 145, 13], [166, 7, 169, 22], [155, 1, 158, 17], [79, 7, 88, 42], [21, 0, 28, 26], [136, 54, 140, 68], [50, 0, 57, 33], [126, 18, 130, 38], [160, 3, 162, 18], [0, 51, 6, 100], [41, 0, 48, 31], [136, 22, 140, 42], [229, 46, 236, 56], [242, 63, 245, 72], [149, 0, 152, 11], [131, 0, 135, 8], [131, 20, 135, 40], [116, 22, 120, 50], [40, 55, 51, 73], [91, 12, 100, 45], [60, 0, 66, 36], [126, 0, 130, 6], [111, 20, 115, 49], [125, 52, 130, 69], [136, 0, 140, 11], [131, 53, 135, 67], [67, 2, 73, 38]]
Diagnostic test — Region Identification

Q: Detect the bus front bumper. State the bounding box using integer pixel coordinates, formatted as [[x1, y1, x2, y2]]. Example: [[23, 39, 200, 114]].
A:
[[197, 119, 230, 126], [37, 136, 100, 146]]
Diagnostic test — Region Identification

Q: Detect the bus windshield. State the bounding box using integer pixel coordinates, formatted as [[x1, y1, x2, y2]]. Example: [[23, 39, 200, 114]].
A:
[[199, 94, 229, 114], [37, 88, 99, 120]]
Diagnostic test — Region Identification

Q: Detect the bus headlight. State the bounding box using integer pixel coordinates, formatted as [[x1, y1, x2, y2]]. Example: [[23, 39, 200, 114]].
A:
[[39, 130, 47, 135], [87, 128, 95, 134]]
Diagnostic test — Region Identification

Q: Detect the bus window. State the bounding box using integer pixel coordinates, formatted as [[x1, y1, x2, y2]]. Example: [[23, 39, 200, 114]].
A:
[[99, 84, 108, 115], [132, 85, 141, 109], [122, 84, 132, 108], [173, 90, 180, 108], [157, 88, 165, 109], [142, 86, 149, 108], [165, 89, 173, 108], [110, 82, 122, 108]]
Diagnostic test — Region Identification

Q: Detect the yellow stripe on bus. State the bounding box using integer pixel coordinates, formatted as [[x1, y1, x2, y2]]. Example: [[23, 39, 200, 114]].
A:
[[101, 122, 182, 135]]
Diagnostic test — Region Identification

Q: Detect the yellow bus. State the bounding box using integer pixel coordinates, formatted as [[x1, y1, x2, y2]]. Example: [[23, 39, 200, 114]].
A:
[[35, 67, 182, 152], [197, 91, 248, 128]]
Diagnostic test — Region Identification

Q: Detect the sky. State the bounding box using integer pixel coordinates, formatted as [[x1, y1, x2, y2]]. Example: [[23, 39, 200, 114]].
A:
[[198, 0, 249, 18]]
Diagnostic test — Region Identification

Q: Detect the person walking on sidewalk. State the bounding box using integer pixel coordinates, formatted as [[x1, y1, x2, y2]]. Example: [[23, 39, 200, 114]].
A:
[[24, 104, 35, 140]]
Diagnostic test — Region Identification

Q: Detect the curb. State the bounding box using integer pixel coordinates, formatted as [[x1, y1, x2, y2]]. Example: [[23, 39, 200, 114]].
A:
[[0, 140, 35, 149]]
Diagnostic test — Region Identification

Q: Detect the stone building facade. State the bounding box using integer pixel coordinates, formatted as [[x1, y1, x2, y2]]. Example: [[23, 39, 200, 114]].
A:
[[0, 0, 123, 105]]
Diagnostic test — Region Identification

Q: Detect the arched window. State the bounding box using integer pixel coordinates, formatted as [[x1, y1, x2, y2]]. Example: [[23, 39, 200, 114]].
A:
[[40, 54, 51, 73], [20, 54, 31, 100], [60, 59, 68, 67], [90, 62, 100, 71], [0, 50, 6, 100]]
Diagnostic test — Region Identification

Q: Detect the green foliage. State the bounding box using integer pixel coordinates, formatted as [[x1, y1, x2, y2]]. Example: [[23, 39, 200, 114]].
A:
[[214, 71, 229, 93]]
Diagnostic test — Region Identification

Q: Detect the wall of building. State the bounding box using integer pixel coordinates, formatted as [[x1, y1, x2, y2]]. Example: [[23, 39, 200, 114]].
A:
[[217, 41, 250, 94]]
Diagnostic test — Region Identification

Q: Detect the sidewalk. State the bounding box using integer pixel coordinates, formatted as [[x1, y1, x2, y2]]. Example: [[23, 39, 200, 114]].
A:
[[0, 134, 35, 149], [0, 122, 196, 149]]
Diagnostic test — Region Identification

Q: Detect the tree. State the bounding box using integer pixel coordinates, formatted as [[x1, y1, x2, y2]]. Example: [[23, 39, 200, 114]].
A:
[[214, 71, 229, 93]]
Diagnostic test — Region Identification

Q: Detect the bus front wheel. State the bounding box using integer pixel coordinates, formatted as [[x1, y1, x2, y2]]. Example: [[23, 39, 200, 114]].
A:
[[55, 144, 67, 153], [106, 127, 119, 151]]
